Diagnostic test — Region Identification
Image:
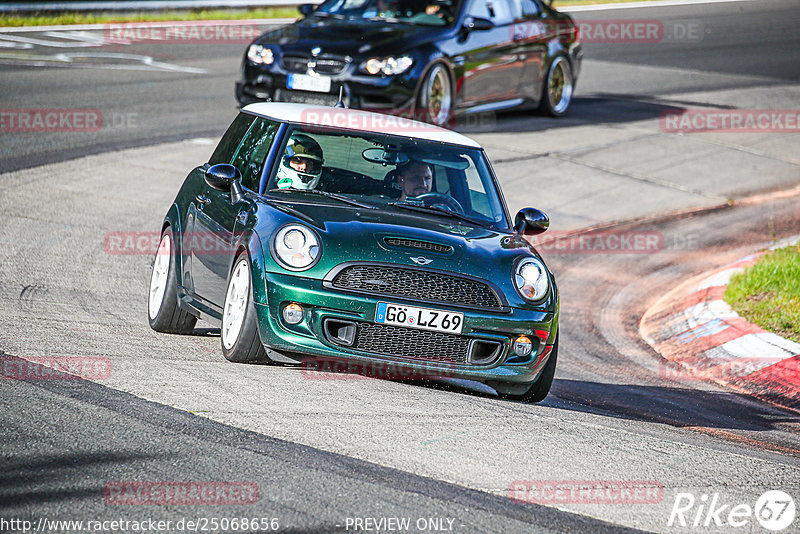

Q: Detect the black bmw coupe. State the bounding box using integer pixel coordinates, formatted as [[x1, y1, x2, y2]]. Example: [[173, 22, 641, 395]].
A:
[[236, 0, 582, 125]]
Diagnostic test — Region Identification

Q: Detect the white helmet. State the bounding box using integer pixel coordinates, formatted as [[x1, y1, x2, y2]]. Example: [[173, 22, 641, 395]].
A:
[[276, 133, 324, 190]]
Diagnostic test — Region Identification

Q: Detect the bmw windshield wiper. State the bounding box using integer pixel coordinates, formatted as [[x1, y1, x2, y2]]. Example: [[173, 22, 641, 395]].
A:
[[268, 188, 376, 209], [390, 201, 488, 227]]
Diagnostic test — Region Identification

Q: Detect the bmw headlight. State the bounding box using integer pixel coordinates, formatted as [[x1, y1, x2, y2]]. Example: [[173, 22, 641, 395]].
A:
[[247, 44, 274, 65], [361, 56, 413, 75], [272, 225, 320, 270], [514, 258, 549, 302]]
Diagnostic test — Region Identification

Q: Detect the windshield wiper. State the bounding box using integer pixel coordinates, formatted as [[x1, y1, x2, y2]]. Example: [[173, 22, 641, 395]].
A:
[[268, 188, 376, 209], [390, 201, 488, 227]]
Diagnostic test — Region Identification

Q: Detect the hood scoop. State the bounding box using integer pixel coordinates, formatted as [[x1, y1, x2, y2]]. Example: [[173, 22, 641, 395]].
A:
[[383, 237, 454, 256]]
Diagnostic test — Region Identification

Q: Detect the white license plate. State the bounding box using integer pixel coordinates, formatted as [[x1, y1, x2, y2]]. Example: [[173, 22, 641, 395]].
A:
[[375, 302, 463, 335], [287, 73, 331, 93]]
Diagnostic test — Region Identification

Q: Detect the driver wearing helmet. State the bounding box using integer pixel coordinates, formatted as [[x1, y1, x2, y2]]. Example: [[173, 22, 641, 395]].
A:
[[276, 133, 324, 190], [396, 160, 432, 200]]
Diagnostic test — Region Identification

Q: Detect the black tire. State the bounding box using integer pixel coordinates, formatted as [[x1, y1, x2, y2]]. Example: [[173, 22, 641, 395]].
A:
[[148, 227, 197, 334], [504, 332, 559, 403], [537, 55, 573, 117], [416, 63, 454, 127], [221, 253, 269, 363]]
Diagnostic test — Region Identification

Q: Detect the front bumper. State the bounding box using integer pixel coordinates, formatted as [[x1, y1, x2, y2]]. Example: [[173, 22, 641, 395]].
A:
[[254, 271, 558, 386], [237, 60, 417, 113]]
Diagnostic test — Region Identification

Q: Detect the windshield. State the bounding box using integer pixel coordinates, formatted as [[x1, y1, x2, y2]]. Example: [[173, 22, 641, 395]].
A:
[[266, 126, 510, 230], [314, 0, 461, 26]]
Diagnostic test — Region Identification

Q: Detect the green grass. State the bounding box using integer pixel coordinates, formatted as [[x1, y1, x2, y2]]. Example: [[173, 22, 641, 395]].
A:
[[0, 0, 669, 27], [0, 8, 299, 27], [725, 245, 800, 343]]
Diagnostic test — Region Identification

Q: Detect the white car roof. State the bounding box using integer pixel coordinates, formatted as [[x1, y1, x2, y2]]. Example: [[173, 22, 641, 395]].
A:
[[242, 102, 481, 149]]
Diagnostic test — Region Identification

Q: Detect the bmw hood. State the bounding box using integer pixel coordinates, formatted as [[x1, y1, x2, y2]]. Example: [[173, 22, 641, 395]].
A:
[[255, 18, 447, 58]]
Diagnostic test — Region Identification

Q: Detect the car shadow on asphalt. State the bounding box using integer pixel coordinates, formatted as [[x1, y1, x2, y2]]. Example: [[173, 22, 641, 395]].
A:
[[454, 94, 689, 135]]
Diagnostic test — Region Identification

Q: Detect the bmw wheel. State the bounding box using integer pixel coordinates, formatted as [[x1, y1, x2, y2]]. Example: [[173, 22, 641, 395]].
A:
[[538, 56, 573, 117], [148, 228, 197, 334], [417, 63, 453, 127], [221, 253, 268, 363]]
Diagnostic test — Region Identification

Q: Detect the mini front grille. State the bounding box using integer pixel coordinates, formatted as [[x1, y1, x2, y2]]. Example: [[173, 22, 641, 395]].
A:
[[383, 237, 454, 255], [352, 321, 470, 363], [282, 55, 348, 75], [330, 265, 503, 310]]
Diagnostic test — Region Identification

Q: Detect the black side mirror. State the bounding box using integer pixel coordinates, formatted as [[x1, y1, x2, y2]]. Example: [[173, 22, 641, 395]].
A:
[[464, 16, 495, 32], [204, 164, 240, 191], [298, 3, 315, 15], [514, 208, 550, 235]]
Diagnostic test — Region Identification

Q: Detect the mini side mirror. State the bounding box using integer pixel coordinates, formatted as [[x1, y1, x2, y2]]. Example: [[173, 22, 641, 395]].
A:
[[204, 164, 241, 192], [298, 3, 315, 16], [464, 16, 495, 32], [514, 208, 550, 235]]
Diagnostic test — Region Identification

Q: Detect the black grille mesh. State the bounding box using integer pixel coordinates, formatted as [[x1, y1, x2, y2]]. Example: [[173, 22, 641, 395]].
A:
[[353, 321, 469, 363], [331, 265, 502, 309], [282, 55, 348, 75], [384, 237, 454, 255], [275, 89, 339, 107]]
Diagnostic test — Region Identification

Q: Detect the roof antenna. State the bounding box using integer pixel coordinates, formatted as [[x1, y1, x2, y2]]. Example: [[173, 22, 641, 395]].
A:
[[333, 86, 346, 108]]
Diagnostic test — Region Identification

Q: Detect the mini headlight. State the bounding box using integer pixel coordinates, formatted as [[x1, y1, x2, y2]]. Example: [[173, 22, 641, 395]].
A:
[[362, 56, 413, 75], [273, 225, 320, 270], [247, 44, 274, 65], [514, 258, 549, 302]]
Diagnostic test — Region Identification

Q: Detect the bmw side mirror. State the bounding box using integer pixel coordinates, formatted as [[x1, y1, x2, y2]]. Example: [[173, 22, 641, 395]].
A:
[[514, 208, 550, 235], [298, 3, 315, 16], [204, 163, 240, 191], [464, 16, 495, 32]]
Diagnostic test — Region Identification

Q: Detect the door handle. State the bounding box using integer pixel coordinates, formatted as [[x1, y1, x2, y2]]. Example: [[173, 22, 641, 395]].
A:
[[196, 194, 211, 206]]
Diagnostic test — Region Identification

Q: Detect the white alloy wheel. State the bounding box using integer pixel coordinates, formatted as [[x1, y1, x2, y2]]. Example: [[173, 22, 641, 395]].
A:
[[148, 233, 171, 320], [222, 258, 250, 350]]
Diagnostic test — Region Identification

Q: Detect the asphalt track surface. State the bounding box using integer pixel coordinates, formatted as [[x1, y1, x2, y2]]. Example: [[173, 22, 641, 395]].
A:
[[1, 0, 800, 533]]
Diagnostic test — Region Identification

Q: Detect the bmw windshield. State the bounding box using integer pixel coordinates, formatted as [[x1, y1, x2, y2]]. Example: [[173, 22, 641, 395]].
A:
[[266, 125, 510, 231], [313, 0, 461, 26]]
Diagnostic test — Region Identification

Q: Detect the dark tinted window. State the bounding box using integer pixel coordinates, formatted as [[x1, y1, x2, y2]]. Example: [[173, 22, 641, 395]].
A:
[[209, 113, 255, 165], [467, 0, 514, 24], [520, 0, 539, 17], [230, 118, 279, 192]]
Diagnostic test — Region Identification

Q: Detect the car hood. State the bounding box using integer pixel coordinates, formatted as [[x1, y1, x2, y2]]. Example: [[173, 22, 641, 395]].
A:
[[257, 201, 545, 295], [256, 18, 446, 57]]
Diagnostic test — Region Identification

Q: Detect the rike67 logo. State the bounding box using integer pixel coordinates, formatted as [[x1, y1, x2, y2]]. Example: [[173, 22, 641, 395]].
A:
[[668, 490, 795, 531]]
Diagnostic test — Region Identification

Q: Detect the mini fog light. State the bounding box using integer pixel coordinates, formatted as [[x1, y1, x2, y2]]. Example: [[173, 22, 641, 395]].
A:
[[513, 335, 533, 357], [283, 303, 304, 325]]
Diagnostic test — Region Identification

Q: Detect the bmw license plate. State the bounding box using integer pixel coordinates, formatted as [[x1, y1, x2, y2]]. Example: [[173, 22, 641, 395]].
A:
[[287, 73, 331, 93], [375, 302, 463, 335]]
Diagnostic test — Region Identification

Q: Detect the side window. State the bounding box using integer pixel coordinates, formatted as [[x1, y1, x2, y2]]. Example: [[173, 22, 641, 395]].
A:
[[230, 118, 279, 192], [209, 113, 255, 166], [467, 0, 514, 25], [520, 0, 539, 17]]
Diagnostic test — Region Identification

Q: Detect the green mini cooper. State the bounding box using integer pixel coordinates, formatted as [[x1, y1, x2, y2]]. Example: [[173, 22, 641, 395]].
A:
[[148, 103, 559, 402]]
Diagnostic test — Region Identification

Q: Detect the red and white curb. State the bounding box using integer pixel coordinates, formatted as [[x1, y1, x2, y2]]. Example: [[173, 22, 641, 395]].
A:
[[640, 237, 800, 410]]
